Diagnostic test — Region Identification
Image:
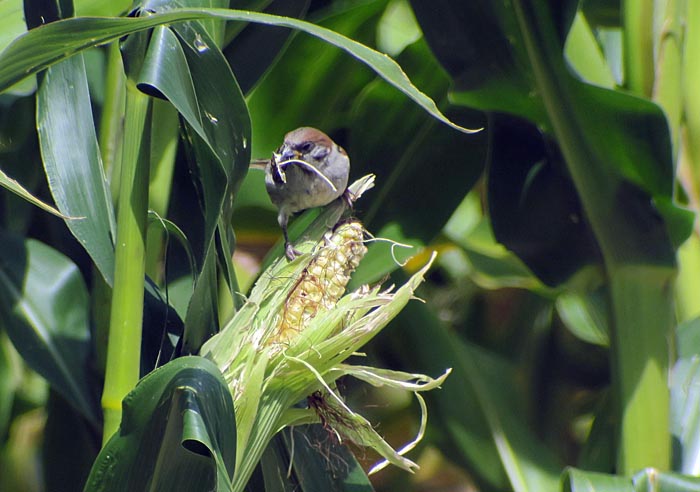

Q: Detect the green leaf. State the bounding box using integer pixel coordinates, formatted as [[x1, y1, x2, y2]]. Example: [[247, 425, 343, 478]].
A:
[[0, 8, 476, 135], [446, 211, 545, 291], [141, 277, 186, 372], [0, 165, 68, 218], [634, 472, 700, 492], [442, 193, 547, 290], [580, 0, 620, 27], [137, 26, 201, 132], [0, 95, 45, 233], [0, 0, 35, 94], [259, 435, 297, 492], [36, 53, 116, 284], [224, 0, 310, 95], [677, 316, 700, 359], [74, 0, 131, 16], [575, 393, 617, 472], [349, 39, 486, 242], [167, 20, 251, 351], [413, 2, 681, 472], [147, 211, 197, 279], [390, 289, 562, 492], [562, 468, 700, 492], [0, 230, 99, 425], [43, 391, 99, 492], [411, 0, 552, 126], [0, 0, 27, 63], [258, 426, 375, 492], [556, 289, 610, 346], [414, 1, 691, 260], [345, 39, 486, 287], [0, 0, 130, 93], [564, 11, 616, 88], [0, 332, 20, 439], [280, 426, 375, 492], [118, 2, 251, 353], [562, 467, 633, 492], [247, 0, 385, 157], [85, 356, 236, 492], [683, 1, 700, 200], [171, 19, 251, 222], [488, 114, 602, 285], [183, 246, 219, 353], [671, 355, 700, 474]]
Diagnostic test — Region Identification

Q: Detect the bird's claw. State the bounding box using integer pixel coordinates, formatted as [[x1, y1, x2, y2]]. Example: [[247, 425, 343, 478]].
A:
[[285, 242, 302, 261]]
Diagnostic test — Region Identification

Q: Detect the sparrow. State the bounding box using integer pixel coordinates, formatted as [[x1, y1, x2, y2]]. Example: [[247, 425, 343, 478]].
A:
[[262, 127, 351, 260]]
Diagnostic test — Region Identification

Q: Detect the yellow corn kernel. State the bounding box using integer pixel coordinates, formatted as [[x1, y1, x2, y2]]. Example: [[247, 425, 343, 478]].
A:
[[275, 221, 367, 343]]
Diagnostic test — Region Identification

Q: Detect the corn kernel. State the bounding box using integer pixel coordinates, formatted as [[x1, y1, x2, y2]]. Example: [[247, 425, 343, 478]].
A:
[[275, 220, 367, 343]]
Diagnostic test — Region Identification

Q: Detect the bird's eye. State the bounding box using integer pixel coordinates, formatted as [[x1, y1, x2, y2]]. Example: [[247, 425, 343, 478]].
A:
[[298, 142, 314, 153]]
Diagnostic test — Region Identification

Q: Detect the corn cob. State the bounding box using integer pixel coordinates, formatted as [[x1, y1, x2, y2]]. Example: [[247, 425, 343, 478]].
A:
[[276, 220, 367, 342]]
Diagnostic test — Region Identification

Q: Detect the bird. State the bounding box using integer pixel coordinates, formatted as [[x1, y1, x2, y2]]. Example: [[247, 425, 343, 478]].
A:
[[262, 127, 350, 260]]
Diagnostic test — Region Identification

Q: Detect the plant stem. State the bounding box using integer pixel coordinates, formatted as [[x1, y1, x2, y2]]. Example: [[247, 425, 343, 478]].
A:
[[652, 0, 682, 155], [94, 42, 125, 379], [623, 0, 655, 96], [98, 42, 126, 203], [609, 266, 672, 471], [145, 99, 179, 282], [513, 0, 672, 473], [682, 1, 700, 204], [101, 83, 151, 444]]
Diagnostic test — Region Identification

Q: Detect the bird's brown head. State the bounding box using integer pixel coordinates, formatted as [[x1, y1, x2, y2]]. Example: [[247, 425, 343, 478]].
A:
[[276, 127, 346, 164]]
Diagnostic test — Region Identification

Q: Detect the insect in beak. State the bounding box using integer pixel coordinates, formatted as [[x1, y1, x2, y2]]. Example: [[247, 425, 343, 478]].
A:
[[271, 153, 287, 183]]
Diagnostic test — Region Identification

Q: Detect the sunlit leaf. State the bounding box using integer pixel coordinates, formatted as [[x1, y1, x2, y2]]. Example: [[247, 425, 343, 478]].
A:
[[248, 0, 385, 157], [0, 166, 67, 218], [556, 289, 610, 346], [0, 8, 477, 134], [564, 11, 615, 88], [411, 4, 682, 474], [562, 467, 700, 492], [671, 354, 700, 475], [413, 1, 691, 273], [563, 467, 633, 492], [37, 53, 116, 284]]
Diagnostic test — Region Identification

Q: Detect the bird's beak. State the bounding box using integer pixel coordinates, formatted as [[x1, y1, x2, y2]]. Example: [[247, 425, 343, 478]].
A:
[[279, 146, 299, 162]]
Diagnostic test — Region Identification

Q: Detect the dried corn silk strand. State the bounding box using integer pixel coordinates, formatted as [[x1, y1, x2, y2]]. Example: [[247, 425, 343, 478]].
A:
[[276, 221, 367, 342]]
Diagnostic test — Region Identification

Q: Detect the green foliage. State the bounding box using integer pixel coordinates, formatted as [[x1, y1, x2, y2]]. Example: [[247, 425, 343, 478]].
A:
[[0, 231, 99, 425], [1, 0, 700, 491], [86, 356, 237, 491]]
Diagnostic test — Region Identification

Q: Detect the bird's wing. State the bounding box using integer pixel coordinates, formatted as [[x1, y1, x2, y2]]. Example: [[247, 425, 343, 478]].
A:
[[278, 159, 338, 193]]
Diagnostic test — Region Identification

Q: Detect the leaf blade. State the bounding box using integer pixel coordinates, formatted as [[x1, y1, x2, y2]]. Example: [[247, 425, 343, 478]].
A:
[[0, 8, 477, 134], [0, 231, 99, 425], [37, 53, 116, 284]]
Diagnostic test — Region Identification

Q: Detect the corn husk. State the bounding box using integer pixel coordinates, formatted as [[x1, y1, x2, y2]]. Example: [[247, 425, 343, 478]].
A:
[[200, 175, 449, 491]]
